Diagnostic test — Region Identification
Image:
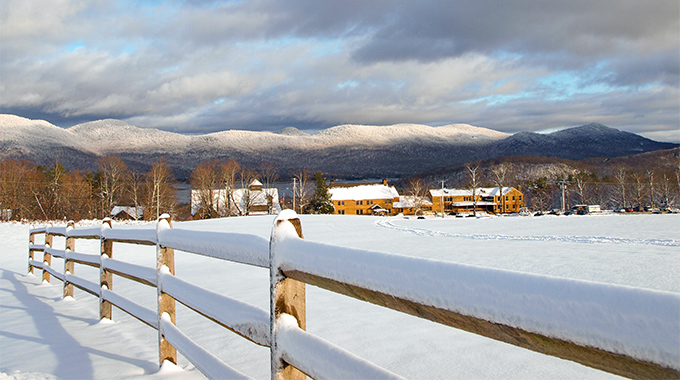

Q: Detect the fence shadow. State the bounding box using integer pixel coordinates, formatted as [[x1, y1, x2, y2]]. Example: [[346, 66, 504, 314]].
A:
[[1, 269, 158, 378]]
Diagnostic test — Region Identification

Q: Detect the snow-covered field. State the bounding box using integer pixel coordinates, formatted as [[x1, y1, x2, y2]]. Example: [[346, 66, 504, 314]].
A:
[[1, 213, 678, 379]]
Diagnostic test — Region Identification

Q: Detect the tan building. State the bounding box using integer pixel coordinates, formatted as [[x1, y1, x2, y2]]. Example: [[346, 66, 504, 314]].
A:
[[430, 187, 524, 215], [329, 181, 523, 217], [330, 181, 400, 215]]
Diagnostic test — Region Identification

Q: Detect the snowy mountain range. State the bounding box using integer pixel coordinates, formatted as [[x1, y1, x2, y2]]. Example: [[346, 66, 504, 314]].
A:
[[1, 114, 677, 179]]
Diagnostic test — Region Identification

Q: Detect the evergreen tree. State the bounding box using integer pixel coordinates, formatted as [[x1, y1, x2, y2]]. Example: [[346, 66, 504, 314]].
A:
[[311, 171, 334, 214]]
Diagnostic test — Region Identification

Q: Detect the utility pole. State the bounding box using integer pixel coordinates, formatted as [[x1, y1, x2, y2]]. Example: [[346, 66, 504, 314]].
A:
[[441, 180, 445, 218], [558, 180, 568, 213], [293, 177, 297, 213]]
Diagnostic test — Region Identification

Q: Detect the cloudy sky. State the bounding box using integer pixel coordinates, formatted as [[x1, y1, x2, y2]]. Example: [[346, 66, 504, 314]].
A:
[[2, 0, 679, 141]]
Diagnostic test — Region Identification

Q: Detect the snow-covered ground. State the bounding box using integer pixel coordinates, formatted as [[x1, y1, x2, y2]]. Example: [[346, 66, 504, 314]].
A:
[[1, 213, 678, 379]]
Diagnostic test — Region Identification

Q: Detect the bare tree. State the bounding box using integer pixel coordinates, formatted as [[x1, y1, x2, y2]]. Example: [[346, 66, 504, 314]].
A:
[[60, 170, 93, 221], [490, 162, 508, 213], [0, 159, 41, 220], [293, 169, 312, 214], [97, 156, 128, 218], [466, 164, 479, 216], [190, 160, 220, 219], [126, 168, 144, 219], [144, 158, 176, 220], [259, 162, 279, 214], [647, 169, 656, 210], [631, 172, 646, 210], [614, 165, 627, 209], [407, 178, 428, 215], [659, 173, 673, 209], [45, 163, 67, 219], [238, 167, 258, 216], [525, 176, 552, 212], [219, 160, 240, 216], [573, 172, 590, 205]]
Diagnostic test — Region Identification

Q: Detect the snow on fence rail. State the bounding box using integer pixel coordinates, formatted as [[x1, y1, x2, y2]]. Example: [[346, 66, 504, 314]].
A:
[[28, 211, 680, 380]]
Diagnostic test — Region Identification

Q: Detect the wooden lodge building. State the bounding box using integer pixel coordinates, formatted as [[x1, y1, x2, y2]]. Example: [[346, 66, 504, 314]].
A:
[[430, 187, 524, 215], [329, 180, 523, 216], [329, 180, 400, 215]]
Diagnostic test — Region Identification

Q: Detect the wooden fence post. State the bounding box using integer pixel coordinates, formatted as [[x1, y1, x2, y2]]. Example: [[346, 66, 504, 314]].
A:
[[156, 213, 177, 366], [100, 218, 113, 320], [42, 228, 53, 283], [64, 221, 75, 298], [28, 230, 36, 274], [270, 210, 306, 380]]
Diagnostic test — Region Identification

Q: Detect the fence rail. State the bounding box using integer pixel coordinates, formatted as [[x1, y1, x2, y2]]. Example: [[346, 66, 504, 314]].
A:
[[28, 211, 680, 380]]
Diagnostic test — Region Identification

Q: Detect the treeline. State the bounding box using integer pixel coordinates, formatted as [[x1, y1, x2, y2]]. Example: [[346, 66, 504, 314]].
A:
[[0, 156, 176, 222], [422, 150, 680, 212], [3, 149, 679, 221], [0, 155, 333, 222], [523, 167, 680, 212]]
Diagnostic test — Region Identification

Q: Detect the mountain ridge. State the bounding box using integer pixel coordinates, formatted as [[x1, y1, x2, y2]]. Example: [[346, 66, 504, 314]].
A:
[[0, 114, 676, 179]]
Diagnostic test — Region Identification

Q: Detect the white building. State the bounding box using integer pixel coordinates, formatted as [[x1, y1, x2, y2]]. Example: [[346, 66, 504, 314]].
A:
[[191, 179, 281, 217]]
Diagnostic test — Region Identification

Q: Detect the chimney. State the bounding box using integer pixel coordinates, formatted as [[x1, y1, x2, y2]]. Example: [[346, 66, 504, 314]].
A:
[[330, 179, 335, 186], [382, 179, 388, 185]]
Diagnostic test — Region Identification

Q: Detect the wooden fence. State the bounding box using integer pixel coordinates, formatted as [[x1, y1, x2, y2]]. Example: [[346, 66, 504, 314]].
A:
[[27, 210, 679, 380]]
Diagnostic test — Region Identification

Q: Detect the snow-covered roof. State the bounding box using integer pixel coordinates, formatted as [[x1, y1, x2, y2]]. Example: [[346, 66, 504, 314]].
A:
[[329, 184, 399, 201], [430, 187, 516, 197], [394, 196, 433, 208], [250, 179, 263, 187], [111, 206, 144, 219], [430, 189, 471, 197], [478, 187, 515, 196], [369, 204, 389, 213]]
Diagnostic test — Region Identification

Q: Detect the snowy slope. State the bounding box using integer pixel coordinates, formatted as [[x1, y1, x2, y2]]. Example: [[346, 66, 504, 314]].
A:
[[0, 115, 506, 155], [68, 119, 192, 154], [312, 123, 508, 145], [0, 114, 95, 154]]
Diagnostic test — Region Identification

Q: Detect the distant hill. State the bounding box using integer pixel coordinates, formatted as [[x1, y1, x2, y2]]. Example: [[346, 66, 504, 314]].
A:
[[491, 123, 675, 160], [0, 114, 676, 179]]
